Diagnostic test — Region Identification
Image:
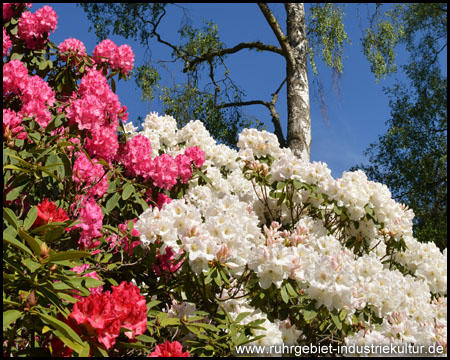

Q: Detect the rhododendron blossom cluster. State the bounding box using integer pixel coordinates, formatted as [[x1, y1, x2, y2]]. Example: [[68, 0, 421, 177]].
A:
[[3, 27, 12, 57], [93, 39, 135, 75], [70, 281, 147, 349], [149, 340, 190, 357], [32, 198, 69, 228], [58, 37, 86, 65], [3, 59, 56, 129], [17, 5, 57, 49]]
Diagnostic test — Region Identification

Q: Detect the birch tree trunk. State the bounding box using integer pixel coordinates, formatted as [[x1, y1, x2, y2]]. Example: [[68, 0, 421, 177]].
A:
[[285, 3, 311, 161]]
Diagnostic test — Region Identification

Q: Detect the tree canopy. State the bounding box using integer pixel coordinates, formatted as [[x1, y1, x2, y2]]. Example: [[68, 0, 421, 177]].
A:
[[354, 3, 447, 249]]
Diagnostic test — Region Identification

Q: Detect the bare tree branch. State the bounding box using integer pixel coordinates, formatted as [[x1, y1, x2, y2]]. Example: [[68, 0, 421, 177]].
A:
[[216, 77, 287, 147], [183, 41, 284, 73]]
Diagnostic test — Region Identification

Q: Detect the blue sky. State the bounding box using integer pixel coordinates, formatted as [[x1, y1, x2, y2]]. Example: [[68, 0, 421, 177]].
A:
[[33, 3, 442, 178]]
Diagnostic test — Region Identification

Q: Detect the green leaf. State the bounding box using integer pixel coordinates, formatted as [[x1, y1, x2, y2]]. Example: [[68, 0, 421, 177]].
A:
[[18, 228, 42, 256], [23, 206, 38, 230], [10, 53, 23, 61], [38, 312, 86, 349], [280, 285, 289, 304], [5, 182, 29, 202], [48, 250, 91, 263], [106, 192, 120, 212], [234, 312, 251, 324], [122, 183, 134, 200], [44, 226, 66, 243], [331, 312, 342, 330], [3, 310, 22, 330], [160, 317, 181, 327], [3, 208, 19, 229], [285, 282, 298, 297], [4, 164, 31, 173], [56, 292, 79, 304], [4, 236, 33, 257], [135, 335, 156, 343], [276, 181, 286, 190], [303, 309, 317, 321], [23, 258, 42, 273]]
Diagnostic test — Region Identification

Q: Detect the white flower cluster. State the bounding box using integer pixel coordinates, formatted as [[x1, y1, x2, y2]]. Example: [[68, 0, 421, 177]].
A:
[[133, 114, 447, 351], [395, 236, 447, 296], [141, 112, 178, 156], [136, 194, 264, 275]]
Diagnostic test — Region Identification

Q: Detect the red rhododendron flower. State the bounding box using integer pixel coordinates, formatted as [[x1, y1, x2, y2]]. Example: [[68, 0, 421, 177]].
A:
[[69, 281, 147, 350], [33, 198, 69, 228], [149, 340, 190, 357]]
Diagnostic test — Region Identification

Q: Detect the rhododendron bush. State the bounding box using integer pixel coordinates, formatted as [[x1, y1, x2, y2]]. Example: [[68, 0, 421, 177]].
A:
[[3, 3, 447, 358]]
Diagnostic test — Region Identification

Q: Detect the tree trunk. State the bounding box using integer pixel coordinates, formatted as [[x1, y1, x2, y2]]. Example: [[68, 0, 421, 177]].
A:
[[285, 3, 311, 161]]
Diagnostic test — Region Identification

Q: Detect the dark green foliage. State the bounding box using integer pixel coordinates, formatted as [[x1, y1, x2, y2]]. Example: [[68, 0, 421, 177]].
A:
[[355, 3, 447, 249]]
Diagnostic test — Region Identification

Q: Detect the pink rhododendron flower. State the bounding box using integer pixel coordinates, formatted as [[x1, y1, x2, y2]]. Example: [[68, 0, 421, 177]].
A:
[[68, 68, 121, 132], [3, 109, 27, 141], [93, 39, 117, 67], [32, 198, 69, 228], [17, 5, 57, 49], [3, 27, 12, 57], [18, 75, 55, 128], [149, 154, 179, 191], [156, 192, 172, 209], [175, 153, 193, 184], [85, 127, 119, 162], [66, 68, 122, 161], [3, 59, 55, 128], [114, 44, 134, 75], [58, 37, 86, 66], [3, 3, 31, 22], [93, 39, 135, 75], [149, 340, 190, 357], [184, 146, 206, 168], [71, 197, 103, 249], [72, 151, 109, 199], [120, 134, 153, 178], [3, 59, 29, 94]]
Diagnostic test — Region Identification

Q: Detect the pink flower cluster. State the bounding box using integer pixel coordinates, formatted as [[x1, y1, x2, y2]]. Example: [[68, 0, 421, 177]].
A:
[[149, 340, 190, 357], [119, 139, 205, 191], [3, 3, 31, 22], [17, 5, 57, 49], [70, 281, 148, 349], [3, 59, 56, 129], [71, 196, 104, 249], [148, 147, 205, 190], [3, 27, 12, 57], [72, 151, 109, 199], [93, 39, 135, 75], [120, 134, 153, 178], [58, 37, 86, 66], [66, 68, 124, 161], [3, 108, 26, 141]]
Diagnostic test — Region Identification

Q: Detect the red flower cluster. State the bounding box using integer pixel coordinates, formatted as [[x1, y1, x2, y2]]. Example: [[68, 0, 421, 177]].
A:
[[33, 198, 69, 228], [69, 281, 147, 349], [149, 340, 190, 357]]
